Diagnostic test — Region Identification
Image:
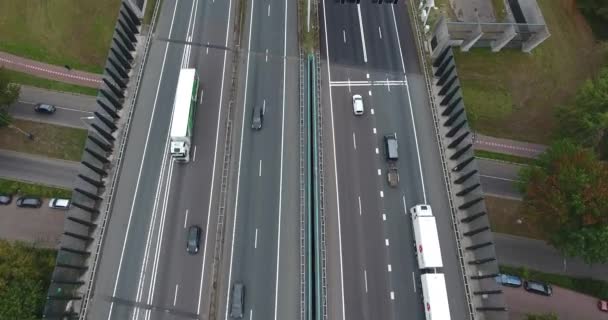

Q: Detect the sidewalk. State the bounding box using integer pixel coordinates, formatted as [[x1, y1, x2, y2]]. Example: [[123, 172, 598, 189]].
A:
[[474, 133, 548, 158], [0, 51, 101, 88]]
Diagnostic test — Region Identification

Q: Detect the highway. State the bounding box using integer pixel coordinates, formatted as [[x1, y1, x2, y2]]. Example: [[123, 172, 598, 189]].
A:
[[320, 2, 469, 320], [87, 0, 235, 318], [218, 0, 301, 318]]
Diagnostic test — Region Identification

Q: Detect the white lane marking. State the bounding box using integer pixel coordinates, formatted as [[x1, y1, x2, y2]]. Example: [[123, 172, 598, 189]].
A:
[[224, 0, 255, 317], [329, 81, 407, 87], [173, 284, 179, 306], [382, 213, 386, 221], [378, 26, 382, 39], [199, 89, 204, 104], [265, 49, 269, 62], [53, 105, 93, 113], [387, 78, 391, 92], [390, 291, 395, 300], [402, 196, 407, 215], [364, 269, 368, 293], [193, 145, 197, 162], [352, 132, 356, 150], [385, 238, 389, 246], [358, 196, 362, 215], [273, 0, 289, 317], [368, 90, 372, 96], [198, 0, 235, 311], [322, 0, 347, 316], [391, 5, 427, 203], [366, 73, 369, 79], [377, 169, 381, 175], [263, 99, 266, 113], [375, 148, 379, 154], [184, 209, 189, 228], [255, 228, 258, 249], [380, 190, 384, 198], [206, 42, 210, 54], [259, 160, 262, 177], [107, 1, 180, 318], [250, 309, 253, 320], [373, 128, 376, 134], [479, 174, 519, 182], [356, 4, 368, 63], [343, 29, 346, 43], [388, 264, 392, 272], [268, 4, 270, 16], [370, 108, 374, 115], [412, 272, 417, 292], [347, 77, 351, 93]]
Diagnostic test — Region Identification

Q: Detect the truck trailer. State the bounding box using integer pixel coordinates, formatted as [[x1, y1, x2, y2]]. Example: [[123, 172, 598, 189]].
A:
[[420, 273, 451, 320], [410, 204, 443, 269], [170, 68, 199, 162]]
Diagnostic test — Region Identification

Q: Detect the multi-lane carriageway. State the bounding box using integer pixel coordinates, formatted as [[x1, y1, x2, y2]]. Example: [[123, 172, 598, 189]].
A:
[[83, 0, 470, 319]]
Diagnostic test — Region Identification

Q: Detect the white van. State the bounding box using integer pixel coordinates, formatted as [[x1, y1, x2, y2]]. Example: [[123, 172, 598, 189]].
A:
[[352, 94, 364, 115]]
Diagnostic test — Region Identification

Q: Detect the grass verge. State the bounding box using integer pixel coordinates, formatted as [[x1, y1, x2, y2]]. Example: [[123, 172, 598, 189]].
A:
[[0, 119, 87, 161], [486, 196, 546, 240], [0, 178, 71, 198], [491, 0, 507, 22], [144, 0, 159, 26], [299, 0, 318, 53], [0, 0, 121, 73], [455, 0, 608, 144], [475, 149, 537, 166], [499, 265, 608, 300], [6, 69, 98, 96]]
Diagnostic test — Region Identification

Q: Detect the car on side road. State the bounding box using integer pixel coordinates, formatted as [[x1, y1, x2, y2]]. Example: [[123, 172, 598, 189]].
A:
[[34, 104, 57, 114], [16, 197, 42, 208], [0, 194, 12, 205], [523, 280, 552, 296], [186, 225, 201, 254], [49, 198, 71, 210], [495, 274, 522, 287], [599, 299, 608, 312], [230, 282, 245, 319], [251, 105, 264, 130], [352, 94, 364, 115]]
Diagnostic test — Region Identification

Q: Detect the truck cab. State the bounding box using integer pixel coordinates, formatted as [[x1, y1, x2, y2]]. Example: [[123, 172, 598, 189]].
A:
[[171, 140, 189, 162]]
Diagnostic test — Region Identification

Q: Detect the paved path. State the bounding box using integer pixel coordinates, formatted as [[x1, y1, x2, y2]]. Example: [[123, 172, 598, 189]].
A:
[[474, 132, 548, 158], [0, 51, 101, 88], [9, 86, 96, 128], [477, 157, 522, 200], [494, 232, 608, 281], [0, 149, 79, 189]]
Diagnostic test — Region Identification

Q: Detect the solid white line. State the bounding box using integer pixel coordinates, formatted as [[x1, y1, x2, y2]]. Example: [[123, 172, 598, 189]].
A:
[[273, 0, 288, 317], [373, 128, 376, 134], [250, 309, 253, 320], [368, 90, 372, 96], [268, 4, 270, 16], [184, 209, 189, 228], [364, 269, 368, 293], [390, 291, 395, 300], [479, 174, 519, 182], [377, 169, 381, 175], [352, 132, 356, 150], [380, 190, 384, 198], [107, 1, 180, 318], [402, 196, 407, 215], [356, 4, 368, 63], [225, 0, 255, 318], [199, 89, 204, 104], [382, 213, 386, 221], [358, 196, 362, 215], [375, 148, 379, 154], [193, 145, 197, 162], [388, 264, 392, 272], [378, 26, 382, 39], [53, 106, 93, 113], [343, 29, 346, 43], [391, 6, 427, 203], [322, 0, 346, 316], [385, 238, 389, 246], [412, 272, 417, 292], [259, 160, 262, 177], [366, 73, 369, 79], [173, 284, 179, 306], [266, 49, 269, 62], [255, 228, 258, 249], [199, 0, 235, 311]]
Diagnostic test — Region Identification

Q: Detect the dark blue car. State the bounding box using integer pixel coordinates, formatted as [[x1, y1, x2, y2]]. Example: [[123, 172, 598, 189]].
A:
[[495, 273, 523, 287]]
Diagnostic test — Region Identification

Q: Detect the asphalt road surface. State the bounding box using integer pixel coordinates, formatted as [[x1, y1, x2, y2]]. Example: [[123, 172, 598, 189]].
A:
[[477, 158, 522, 200], [218, 0, 301, 318], [0, 149, 78, 189], [87, 0, 235, 318], [320, 2, 469, 320]]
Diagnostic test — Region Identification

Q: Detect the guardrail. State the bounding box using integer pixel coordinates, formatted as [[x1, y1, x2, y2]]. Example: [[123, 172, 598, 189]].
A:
[[405, 1, 475, 319]]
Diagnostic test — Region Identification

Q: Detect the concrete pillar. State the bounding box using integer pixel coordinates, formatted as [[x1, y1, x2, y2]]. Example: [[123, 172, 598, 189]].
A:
[[438, 76, 457, 95], [100, 89, 123, 109], [97, 100, 120, 119], [460, 23, 483, 52], [74, 188, 103, 201], [446, 119, 467, 137], [471, 273, 499, 280], [443, 97, 462, 116], [448, 131, 470, 149], [459, 197, 484, 209], [436, 68, 454, 86], [63, 232, 93, 242], [122, 1, 142, 26], [116, 28, 135, 51], [463, 226, 490, 237], [91, 123, 115, 142], [113, 38, 134, 59], [452, 156, 474, 172], [433, 47, 451, 67], [468, 257, 496, 265], [440, 86, 460, 105], [444, 108, 465, 127], [94, 111, 118, 132], [111, 47, 132, 67], [491, 24, 516, 52], [51, 280, 85, 285], [78, 174, 104, 188], [476, 307, 508, 311], [118, 20, 137, 43], [82, 161, 107, 177], [456, 183, 480, 196], [56, 262, 88, 271], [105, 67, 127, 89], [84, 147, 110, 164], [60, 246, 90, 256], [461, 211, 486, 223], [450, 143, 472, 160], [103, 78, 125, 98], [88, 135, 113, 152], [522, 26, 550, 53], [454, 169, 478, 184], [108, 58, 129, 79], [473, 289, 501, 295], [120, 11, 140, 34], [71, 201, 100, 214], [466, 241, 493, 251], [67, 216, 96, 228]]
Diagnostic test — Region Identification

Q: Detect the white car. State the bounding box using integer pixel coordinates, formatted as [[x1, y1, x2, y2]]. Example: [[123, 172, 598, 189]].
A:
[[352, 94, 364, 115], [49, 198, 71, 210]]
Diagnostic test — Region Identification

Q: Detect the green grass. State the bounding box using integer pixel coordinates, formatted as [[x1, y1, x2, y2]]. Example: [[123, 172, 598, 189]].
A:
[[299, 0, 318, 53], [0, 178, 71, 198], [144, 0, 160, 26], [486, 196, 547, 240], [491, 0, 507, 22], [455, 0, 608, 144], [5, 69, 98, 96], [475, 149, 538, 165], [0, 119, 87, 161], [500, 265, 608, 300], [0, 0, 122, 73]]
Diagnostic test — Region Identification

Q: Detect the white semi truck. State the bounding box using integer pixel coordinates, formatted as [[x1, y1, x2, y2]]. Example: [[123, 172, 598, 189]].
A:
[[170, 68, 199, 162], [410, 204, 443, 269], [420, 273, 451, 320]]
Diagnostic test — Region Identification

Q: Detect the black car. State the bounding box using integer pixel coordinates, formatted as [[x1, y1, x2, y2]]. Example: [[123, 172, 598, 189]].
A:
[[230, 282, 245, 319], [34, 104, 57, 114], [251, 105, 264, 130], [16, 197, 42, 208], [0, 194, 12, 205], [186, 225, 202, 254], [524, 280, 552, 296]]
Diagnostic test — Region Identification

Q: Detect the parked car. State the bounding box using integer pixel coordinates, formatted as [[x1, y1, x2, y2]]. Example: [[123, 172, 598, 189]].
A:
[[599, 299, 608, 312], [0, 194, 12, 205], [495, 273, 523, 287], [523, 280, 552, 296], [186, 225, 201, 254], [16, 197, 42, 208], [49, 198, 71, 210], [34, 103, 57, 114]]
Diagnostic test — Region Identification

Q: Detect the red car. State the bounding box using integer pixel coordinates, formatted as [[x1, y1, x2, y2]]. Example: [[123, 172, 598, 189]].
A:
[[599, 300, 608, 312]]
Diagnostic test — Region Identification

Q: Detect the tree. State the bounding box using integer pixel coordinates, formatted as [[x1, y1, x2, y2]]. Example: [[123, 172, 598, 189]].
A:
[[519, 139, 608, 264], [577, 0, 608, 21], [526, 313, 558, 320], [0, 67, 20, 113], [557, 67, 608, 159]]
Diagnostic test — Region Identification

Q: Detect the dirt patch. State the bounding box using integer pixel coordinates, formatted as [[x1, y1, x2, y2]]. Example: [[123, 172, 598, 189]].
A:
[[486, 196, 546, 240]]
